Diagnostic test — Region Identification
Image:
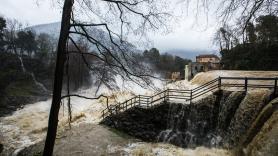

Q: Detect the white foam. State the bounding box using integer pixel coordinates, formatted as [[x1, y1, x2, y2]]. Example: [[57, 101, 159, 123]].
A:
[[0, 76, 164, 154], [123, 142, 232, 156]]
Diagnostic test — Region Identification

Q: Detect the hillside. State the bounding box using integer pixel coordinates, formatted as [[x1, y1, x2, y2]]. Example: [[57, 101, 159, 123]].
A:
[[0, 53, 51, 117], [28, 22, 137, 53], [27, 22, 61, 38]]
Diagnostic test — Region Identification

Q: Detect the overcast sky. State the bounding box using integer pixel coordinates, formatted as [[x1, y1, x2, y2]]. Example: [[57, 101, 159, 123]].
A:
[[0, 0, 219, 52]]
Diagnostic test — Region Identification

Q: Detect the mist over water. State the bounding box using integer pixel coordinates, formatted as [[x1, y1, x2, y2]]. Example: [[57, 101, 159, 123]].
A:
[[3, 70, 276, 155], [0, 71, 229, 155], [0, 75, 166, 155], [0, 73, 231, 156]]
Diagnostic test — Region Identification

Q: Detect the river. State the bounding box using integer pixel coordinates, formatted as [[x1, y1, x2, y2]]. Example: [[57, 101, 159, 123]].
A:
[[0, 75, 233, 156]]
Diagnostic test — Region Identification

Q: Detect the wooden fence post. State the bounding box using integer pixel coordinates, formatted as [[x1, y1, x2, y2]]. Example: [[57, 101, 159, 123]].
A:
[[190, 90, 192, 105], [164, 90, 166, 102], [218, 76, 221, 90], [244, 77, 248, 92], [274, 77, 277, 96], [139, 95, 141, 106], [167, 89, 169, 102]]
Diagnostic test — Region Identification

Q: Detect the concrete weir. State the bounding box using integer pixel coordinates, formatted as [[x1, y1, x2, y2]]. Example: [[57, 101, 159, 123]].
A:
[[101, 89, 278, 156]]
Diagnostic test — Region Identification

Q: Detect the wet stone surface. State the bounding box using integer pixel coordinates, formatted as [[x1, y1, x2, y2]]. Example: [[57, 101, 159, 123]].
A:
[[101, 90, 273, 150], [101, 91, 226, 148]]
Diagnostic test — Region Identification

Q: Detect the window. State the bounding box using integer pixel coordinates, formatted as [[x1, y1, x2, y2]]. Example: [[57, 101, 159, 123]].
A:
[[200, 66, 204, 71]]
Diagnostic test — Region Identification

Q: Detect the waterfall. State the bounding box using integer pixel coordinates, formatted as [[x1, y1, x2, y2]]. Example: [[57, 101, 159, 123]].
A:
[[152, 92, 246, 148], [157, 103, 188, 145], [156, 95, 219, 148], [30, 73, 48, 92], [225, 90, 272, 147], [17, 56, 48, 92], [18, 56, 26, 72], [0, 75, 165, 155], [216, 91, 245, 132]]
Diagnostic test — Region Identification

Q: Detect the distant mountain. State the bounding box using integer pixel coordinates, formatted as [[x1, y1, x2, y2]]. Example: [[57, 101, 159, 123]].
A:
[[163, 49, 219, 61], [27, 22, 137, 52], [27, 22, 218, 59], [27, 22, 61, 38]]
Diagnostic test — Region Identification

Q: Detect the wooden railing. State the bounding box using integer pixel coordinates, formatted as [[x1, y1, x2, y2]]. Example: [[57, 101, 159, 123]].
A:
[[101, 77, 278, 119]]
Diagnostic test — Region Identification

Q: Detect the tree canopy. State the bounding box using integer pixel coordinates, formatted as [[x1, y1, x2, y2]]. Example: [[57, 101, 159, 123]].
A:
[[0, 17, 6, 51], [143, 48, 191, 78], [16, 30, 37, 56], [219, 15, 278, 70]]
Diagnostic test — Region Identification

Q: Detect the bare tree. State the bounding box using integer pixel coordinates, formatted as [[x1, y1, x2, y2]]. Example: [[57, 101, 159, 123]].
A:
[[178, 0, 278, 51], [43, 0, 170, 155], [180, 0, 278, 31], [4, 19, 23, 54], [213, 24, 239, 50], [216, 0, 278, 28]]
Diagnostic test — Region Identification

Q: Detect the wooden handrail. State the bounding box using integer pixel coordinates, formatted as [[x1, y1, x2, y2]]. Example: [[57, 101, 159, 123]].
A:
[[101, 76, 278, 118], [220, 77, 278, 80], [192, 78, 219, 92]]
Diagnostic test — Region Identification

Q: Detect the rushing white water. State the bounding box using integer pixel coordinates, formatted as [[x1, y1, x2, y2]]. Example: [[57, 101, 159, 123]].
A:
[[123, 142, 232, 156], [30, 73, 48, 92], [0, 75, 166, 155], [4, 70, 274, 155], [50, 124, 232, 156]]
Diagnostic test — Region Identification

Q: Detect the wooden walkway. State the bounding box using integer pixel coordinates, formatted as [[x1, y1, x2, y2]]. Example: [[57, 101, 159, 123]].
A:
[[101, 77, 278, 119]]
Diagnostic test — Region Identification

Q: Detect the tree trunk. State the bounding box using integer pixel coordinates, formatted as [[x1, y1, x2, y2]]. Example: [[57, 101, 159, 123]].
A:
[[43, 0, 73, 155]]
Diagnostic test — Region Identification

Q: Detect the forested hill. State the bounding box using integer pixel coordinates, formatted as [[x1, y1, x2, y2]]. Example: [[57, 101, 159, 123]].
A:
[[0, 17, 193, 116], [0, 19, 92, 116], [218, 15, 278, 70], [0, 53, 51, 116]]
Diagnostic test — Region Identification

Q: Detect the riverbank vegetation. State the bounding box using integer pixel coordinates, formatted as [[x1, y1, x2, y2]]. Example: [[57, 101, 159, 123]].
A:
[[216, 15, 278, 70], [142, 48, 191, 78]]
